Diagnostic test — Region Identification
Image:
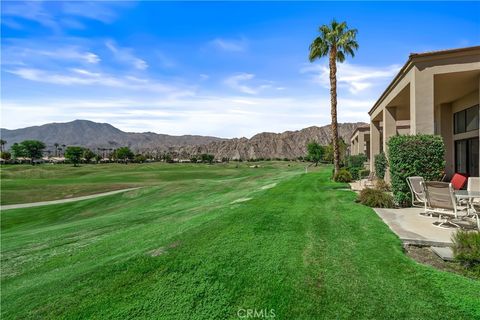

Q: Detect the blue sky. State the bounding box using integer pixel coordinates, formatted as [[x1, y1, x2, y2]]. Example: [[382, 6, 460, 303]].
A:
[[2, 1, 479, 138]]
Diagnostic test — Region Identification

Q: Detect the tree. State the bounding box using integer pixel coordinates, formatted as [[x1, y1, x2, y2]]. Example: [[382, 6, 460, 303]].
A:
[[11, 143, 26, 158], [309, 20, 358, 176], [306, 141, 324, 166], [115, 147, 134, 164], [65, 146, 84, 167], [19, 140, 46, 165], [94, 154, 102, 163], [163, 153, 173, 163], [54, 143, 59, 157], [1, 151, 11, 160], [200, 153, 214, 164], [0, 139, 6, 153], [83, 148, 95, 163], [134, 154, 147, 163], [324, 138, 348, 165]]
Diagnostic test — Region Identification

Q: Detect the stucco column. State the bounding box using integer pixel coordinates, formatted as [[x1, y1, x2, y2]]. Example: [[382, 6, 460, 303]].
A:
[[410, 68, 434, 134], [358, 131, 365, 156], [370, 121, 381, 172], [383, 106, 397, 152], [439, 103, 454, 176]]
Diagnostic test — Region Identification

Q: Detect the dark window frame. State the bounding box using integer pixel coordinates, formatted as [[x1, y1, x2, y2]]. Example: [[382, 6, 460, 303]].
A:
[[455, 137, 479, 176], [454, 105, 479, 134]]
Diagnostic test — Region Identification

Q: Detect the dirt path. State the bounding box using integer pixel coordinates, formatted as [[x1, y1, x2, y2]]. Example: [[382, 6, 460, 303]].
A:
[[1, 188, 141, 211]]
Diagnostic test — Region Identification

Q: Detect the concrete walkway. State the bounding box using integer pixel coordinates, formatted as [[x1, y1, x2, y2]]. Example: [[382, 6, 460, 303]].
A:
[[374, 207, 455, 246], [1, 187, 141, 211]]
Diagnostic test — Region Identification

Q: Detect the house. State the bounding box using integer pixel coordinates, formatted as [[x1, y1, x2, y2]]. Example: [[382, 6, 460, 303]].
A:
[[368, 46, 479, 180], [350, 125, 370, 159]]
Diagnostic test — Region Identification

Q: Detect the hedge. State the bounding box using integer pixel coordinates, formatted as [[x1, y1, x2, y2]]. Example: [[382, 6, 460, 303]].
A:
[[387, 134, 445, 207], [374, 152, 387, 180]]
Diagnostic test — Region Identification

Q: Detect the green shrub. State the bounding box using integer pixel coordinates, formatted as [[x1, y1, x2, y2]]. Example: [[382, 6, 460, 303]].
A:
[[348, 167, 360, 180], [452, 230, 480, 267], [346, 154, 367, 180], [359, 169, 370, 179], [374, 152, 387, 180], [375, 179, 391, 192], [387, 135, 445, 207], [334, 169, 352, 182], [347, 154, 367, 168], [357, 188, 395, 208]]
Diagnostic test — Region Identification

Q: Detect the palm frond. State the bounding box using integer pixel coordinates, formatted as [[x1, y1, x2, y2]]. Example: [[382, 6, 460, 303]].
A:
[[309, 20, 358, 63], [309, 37, 329, 61]]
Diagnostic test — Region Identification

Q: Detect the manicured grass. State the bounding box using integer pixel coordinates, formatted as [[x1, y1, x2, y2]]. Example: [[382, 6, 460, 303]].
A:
[[1, 164, 479, 319], [0, 162, 301, 205]]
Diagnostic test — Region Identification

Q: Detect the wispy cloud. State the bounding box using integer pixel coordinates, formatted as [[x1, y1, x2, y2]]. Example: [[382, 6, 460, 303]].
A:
[[2, 1, 62, 31], [301, 62, 401, 94], [209, 37, 248, 52], [1, 1, 127, 31], [224, 73, 273, 95], [7, 67, 193, 97], [106, 40, 148, 70], [61, 1, 120, 24]]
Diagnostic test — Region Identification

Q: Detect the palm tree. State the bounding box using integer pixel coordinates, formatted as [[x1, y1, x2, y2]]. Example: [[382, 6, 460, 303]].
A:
[[0, 139, 6, 153], [309, 20, 358, 175]]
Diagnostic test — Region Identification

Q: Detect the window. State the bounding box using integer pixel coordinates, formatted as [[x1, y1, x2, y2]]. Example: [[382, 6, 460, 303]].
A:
[[454, 105, 479, 134], [455, 137, 479, 176], [466, 106, 479, 132]]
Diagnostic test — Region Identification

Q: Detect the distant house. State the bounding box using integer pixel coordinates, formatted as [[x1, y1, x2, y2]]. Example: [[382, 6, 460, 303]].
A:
[[349, 125, 370, 159], [367, 46, 479, 180]]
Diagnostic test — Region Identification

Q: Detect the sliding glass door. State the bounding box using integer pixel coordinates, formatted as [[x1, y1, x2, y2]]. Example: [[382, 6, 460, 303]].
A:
[[455, 137, 479, 176]]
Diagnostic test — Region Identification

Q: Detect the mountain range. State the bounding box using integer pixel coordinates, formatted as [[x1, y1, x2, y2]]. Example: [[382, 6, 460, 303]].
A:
[[1, 120, 366, 160]]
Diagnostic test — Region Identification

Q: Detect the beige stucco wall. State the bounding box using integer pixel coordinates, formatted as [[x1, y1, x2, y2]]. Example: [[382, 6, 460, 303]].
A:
[[368, 51, 480, 181]]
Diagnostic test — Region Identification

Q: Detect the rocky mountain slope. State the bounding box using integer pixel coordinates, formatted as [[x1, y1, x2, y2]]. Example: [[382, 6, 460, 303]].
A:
[[1, 120, 367, 160], [180, 123, 364, 160], [0, 120, 225, 151]]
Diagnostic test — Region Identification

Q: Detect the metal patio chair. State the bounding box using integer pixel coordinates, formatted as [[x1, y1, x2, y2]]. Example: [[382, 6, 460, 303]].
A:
[[422, 181, 468, 229]]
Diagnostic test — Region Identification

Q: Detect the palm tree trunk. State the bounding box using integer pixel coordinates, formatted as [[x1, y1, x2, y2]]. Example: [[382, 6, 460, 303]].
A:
[[329, 47, 340, 175]]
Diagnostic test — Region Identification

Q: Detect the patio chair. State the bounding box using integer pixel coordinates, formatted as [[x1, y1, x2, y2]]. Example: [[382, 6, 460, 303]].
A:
[[363, 172, 375, 188], [458, 177, 480, 206], [472, 203, 480, 230], [467, 177, 480, 193], [451, 173, 468, 190], [422, 181, 467, 229], [406, 176, 429, 215]]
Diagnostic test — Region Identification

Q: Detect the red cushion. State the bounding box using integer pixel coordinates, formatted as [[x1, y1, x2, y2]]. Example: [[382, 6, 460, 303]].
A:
[[451, 173, 468, 190]]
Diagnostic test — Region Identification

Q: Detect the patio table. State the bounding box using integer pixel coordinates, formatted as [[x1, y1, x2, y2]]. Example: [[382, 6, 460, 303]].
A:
[[455, 190, 480, 202], [454, 190, 480, 230]]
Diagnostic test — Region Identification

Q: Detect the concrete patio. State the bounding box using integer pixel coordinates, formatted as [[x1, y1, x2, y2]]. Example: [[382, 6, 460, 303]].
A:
[[374, 207, 455, 246]]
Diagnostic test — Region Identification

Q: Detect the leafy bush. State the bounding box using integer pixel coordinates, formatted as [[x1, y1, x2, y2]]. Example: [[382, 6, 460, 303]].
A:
[[346, 154, 367, 180], [375, 179, 391, 192], [348, 167, 360, 180], [357, 188, 395, 208], [347, 154, 367, 168], [334, 169, 352, 182], [387, 135, 445, 207], [452, 230, 480, 267], [1, 151, 11, 160], [359, 169, 370, 179], [374, 152, 387, 180]]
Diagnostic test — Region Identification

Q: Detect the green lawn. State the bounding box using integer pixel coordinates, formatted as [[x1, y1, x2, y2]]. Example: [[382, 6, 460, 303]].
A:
[[0, 162, 301, 205], [1, 163, 479, 319]]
